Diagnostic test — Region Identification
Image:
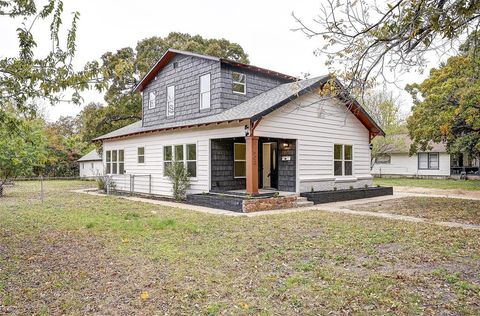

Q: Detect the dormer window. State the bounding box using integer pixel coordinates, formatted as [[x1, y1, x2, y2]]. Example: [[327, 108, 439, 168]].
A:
[[232, 72, 246, 95], [200, 73, 211, 109], [148, 91, 156, 109], [166, 85, 175, 117]]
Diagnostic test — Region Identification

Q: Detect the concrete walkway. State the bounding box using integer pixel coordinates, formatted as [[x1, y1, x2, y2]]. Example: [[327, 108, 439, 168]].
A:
[[73, 189, 480, 230]]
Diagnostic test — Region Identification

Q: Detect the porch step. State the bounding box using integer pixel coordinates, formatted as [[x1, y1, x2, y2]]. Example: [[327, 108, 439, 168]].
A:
[[296, 197, 314, 207]]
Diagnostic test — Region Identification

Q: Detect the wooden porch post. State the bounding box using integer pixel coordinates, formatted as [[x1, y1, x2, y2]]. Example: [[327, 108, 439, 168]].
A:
[[245, 135, 259, 195]]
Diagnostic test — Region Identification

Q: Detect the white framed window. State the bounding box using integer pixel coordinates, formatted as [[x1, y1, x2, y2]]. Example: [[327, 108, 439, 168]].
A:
[[91, 162, 94, 169], [200, 73, 211, 109], [106, 149, 124, 175], [418, 152, 439, 170], [163, 144, 197, 177], [376, 154, 391, 164], [138, 147, 145, 164], [232, 72, 246, 94], [234, 143, 246, 178], [186, 144, 197, 177], [148, 91, 156, 109], [163, 145, 173, 176], [334, 144, 353, 176], [166, 85, 175, 116], [106, 151, 111, 174], [119, 150, 125, 174]]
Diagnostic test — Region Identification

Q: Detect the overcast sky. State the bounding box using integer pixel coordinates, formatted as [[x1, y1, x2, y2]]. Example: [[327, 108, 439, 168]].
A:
[[2, 0, 439, 121]]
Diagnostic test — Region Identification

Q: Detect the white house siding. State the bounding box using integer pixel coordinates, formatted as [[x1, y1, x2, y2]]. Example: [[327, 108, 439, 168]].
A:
[[255, 93, 373, 192], [372, 153, 451, 177], [79, 161, 104, 178], [102, 123, 245, 197]]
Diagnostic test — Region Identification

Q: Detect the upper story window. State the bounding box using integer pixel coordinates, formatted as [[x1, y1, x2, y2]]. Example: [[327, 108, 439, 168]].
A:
[[148, 91, 156, 109], [166, 85, 175, 117], [334, 144, 353, 176], [200, 73, 211, 109], [232, 72, 246, 95], [418, 152, 439, 170]]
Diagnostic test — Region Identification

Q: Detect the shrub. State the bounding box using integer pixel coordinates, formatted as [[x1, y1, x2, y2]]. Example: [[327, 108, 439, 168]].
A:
[[96, 176, 106, 191], [165, 161, 191, 201]]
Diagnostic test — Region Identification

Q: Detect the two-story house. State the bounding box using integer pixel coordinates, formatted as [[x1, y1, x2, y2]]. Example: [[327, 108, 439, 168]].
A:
[[94, 49, 384, 197]]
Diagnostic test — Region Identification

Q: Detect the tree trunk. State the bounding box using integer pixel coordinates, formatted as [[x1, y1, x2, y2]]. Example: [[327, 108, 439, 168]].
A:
[[0, 181, 3, 197]]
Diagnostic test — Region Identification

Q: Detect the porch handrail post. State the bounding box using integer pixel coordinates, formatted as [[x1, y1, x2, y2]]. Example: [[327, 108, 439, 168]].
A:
[[246, 135, 259, 195]]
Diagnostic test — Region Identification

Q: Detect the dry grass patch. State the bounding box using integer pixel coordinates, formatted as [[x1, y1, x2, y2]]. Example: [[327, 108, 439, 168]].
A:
[[1, 181, 479, 314], [350, 196, 480, 225]]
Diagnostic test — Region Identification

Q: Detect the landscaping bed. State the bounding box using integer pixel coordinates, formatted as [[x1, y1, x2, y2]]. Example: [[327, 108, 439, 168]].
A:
[[186, 192, 296, 212], [301, 186, 393, 204]]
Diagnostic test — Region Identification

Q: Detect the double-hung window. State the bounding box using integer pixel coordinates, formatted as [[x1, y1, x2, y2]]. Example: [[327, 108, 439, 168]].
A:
[[234, 143, 246, 178], [118, 150, 125, 174], [334, 144, 353, 176], [186, 144, 197, 177], [163, 146, 173, 175], [148, 91, 156, 109], [232, 72, 246, 94], [166, 85, 175, 117], [138, 147, 145, 164], [200, 74, 211, 109], [163, 144, 197, 177], [106, 149, 125, 175], [418, 152, 439, 170]]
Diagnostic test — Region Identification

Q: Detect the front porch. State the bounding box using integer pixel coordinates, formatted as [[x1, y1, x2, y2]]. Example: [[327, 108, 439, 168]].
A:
[[210, 136, 297, 195]]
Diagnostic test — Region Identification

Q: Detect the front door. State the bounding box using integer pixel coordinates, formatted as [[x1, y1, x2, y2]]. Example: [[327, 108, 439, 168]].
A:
[[262, 142, 278, 189]]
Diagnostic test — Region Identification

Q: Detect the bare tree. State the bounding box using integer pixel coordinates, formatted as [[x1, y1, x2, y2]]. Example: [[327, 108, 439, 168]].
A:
[[292, 0, 480, 95]]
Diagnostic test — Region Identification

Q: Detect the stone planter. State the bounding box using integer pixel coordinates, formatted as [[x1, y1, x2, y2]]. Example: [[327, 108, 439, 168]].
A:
[[300, 186, 393, 204]]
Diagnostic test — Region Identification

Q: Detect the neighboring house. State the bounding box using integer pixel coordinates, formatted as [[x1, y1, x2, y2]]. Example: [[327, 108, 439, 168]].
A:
[[93, 49, 384, 197], [371, 135, 479, 177], [78, 150, 103, 178]]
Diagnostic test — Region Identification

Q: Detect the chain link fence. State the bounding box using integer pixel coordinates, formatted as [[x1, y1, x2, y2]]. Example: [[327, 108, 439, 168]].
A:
[[0, 175, 153, 202]]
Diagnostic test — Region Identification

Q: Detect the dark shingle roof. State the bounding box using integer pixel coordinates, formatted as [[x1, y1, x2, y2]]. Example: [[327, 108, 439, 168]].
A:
[[94, 76, 329, 141]]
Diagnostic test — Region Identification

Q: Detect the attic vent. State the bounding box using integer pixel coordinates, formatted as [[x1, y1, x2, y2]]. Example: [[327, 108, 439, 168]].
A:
[[173, 62, 178, 69]]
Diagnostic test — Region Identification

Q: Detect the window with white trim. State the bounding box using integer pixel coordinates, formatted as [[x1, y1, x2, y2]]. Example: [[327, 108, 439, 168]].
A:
[[106, 149, 125, 175], [232, 72, 246, 94], [199, 73, 211, 109], [186, 144, 197, 177], [334, 144, 353, 176], [163, 146, 172, 176], [148, 91, 156, 109], [119, 150, 124, 174], [166, 85, 175, 116], [163, 144, 197, 177], [418, 152, 439, 170], [376, 154, 391, 164], [138, 147, 145, 164], [234, 143, 246, 178]]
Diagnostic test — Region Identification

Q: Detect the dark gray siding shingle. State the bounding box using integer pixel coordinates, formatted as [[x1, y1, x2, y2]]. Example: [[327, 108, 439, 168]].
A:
[[142, 55, 222, 128]]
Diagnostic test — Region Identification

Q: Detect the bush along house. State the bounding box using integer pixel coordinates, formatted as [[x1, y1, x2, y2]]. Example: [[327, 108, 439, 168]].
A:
[[93, 49, 389, 212]]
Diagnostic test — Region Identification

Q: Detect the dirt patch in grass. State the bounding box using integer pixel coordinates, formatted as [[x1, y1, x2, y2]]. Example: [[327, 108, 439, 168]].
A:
[[1, 181, 480, 314], [350, 196, 480, 225]]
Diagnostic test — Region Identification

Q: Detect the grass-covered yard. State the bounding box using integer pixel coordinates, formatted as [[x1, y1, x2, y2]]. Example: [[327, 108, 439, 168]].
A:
[[350, 196, 480, 225], [1, 181, 479, 314], [374, 177, 480, 190]]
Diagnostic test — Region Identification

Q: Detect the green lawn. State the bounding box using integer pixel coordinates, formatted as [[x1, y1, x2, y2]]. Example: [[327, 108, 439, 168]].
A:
[[374, 177, 480, 190], [1, 181, 479, 314]]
